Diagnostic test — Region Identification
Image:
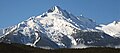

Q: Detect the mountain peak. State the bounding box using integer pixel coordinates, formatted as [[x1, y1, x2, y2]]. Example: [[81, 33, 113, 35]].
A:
[[0, 6, 99, 48], [54, 6, 61, 10], [47, 6, 63, 14]]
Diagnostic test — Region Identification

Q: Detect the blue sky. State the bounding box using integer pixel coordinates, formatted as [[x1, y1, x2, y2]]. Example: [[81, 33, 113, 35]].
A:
[[0, 0, 119, 28]]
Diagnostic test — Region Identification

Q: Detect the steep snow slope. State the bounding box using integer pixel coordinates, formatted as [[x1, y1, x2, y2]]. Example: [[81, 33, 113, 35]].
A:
[[96, 21, 120, 37], [0, 6, 97, 48]]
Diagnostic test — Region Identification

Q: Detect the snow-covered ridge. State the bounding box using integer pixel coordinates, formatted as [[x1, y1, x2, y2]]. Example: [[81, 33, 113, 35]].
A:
[[96, 21, 120, 37]]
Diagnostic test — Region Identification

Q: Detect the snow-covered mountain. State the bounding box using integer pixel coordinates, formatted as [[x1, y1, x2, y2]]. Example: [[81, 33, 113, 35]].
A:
[[96, 21, 120, 37], [0, 6, 120, 49]]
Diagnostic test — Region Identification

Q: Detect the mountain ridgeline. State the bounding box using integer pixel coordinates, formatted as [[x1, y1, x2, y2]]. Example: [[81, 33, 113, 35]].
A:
[[0, 6, 120, 49]]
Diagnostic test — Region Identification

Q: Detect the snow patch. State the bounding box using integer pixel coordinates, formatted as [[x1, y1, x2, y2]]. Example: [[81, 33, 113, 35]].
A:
[[71, 44, 88, 48]]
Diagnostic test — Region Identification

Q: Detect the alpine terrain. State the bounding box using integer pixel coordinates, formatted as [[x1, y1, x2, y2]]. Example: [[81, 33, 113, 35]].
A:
[[0, 6, 120, 49]]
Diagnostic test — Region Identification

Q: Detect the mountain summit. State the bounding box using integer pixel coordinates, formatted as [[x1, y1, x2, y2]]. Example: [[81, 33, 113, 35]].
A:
[[47, 6, 63, 14], [0, 6, 120, 49]]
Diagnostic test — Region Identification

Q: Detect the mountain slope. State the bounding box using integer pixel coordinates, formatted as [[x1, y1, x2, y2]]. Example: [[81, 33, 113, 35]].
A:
[[0, 6, 97, 48], [96, 21, 120, 37], [0, 6, 120, 49]]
